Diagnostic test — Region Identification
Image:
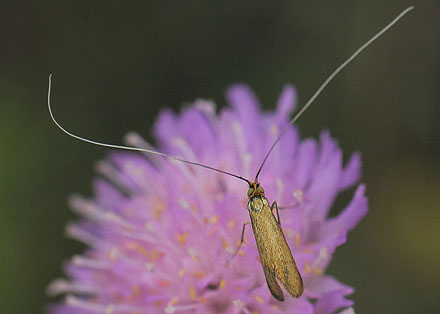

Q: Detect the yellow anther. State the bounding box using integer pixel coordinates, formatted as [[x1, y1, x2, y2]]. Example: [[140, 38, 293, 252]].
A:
[[221, 238, 228, 249], [190, 204, 199, 214], [153, 202, 165, 221], [305, 261, 310, 273], [127, 285, 140, 301], [191, 271, 206, 279], [155, 250, 165, 260], [189, 286, 197, 300], [254, 294, 264, 304], [294, 233, 301, 246], [219, 279, 226, 289], [312, 268, 323, 275], [188, 248, 200, 262], [227, 219, 236, 229], [176, 231, 190, 245], [271, 304, 281, 310], [169, 297, 179, 305], [148, 288, 159, 295], [304, 248, 314, 254]]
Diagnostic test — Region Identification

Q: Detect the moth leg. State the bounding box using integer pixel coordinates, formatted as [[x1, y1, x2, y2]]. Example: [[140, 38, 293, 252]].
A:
[[233, 221, 250, 257], [278, 204, 296, 210], [271, 201, 281, 226]]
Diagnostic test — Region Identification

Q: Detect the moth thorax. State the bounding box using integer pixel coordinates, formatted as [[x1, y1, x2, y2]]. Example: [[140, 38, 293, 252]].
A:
[[248, 196, 268, 213]]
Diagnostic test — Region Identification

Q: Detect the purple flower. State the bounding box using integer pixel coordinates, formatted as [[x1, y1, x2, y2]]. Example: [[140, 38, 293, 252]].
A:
[[48, 84, 368, 314]]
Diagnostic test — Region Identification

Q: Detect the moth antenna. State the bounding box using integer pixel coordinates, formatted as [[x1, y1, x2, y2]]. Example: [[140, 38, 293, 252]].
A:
[[47, 74, 251, 185], [255, 6, 414, 181]]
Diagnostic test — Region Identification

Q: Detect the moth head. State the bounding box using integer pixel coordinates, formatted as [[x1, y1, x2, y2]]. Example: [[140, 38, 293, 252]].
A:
[[256, 186, 264, 195], [247, 181, 265, 198]]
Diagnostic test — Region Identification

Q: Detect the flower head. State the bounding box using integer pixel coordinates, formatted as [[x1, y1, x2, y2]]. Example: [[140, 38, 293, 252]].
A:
[[48, 84, 368, 313]]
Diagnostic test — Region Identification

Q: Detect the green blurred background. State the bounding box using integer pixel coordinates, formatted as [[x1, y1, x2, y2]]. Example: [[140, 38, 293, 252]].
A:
[[1, 1, 439, 313]]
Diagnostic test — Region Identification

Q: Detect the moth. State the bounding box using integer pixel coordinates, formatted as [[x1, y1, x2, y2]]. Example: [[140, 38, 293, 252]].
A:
[[245, 181, 303, 300], [47, 6, 413, 301]]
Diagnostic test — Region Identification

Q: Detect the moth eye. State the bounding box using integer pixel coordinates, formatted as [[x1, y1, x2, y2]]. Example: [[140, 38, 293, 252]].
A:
[[247, 188, 254, 197], [257, 186, 264, 194]]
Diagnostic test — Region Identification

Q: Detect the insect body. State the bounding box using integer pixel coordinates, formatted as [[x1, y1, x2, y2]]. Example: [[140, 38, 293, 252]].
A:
[[47, 6, 413, 302], [247, 182, 303, 301]]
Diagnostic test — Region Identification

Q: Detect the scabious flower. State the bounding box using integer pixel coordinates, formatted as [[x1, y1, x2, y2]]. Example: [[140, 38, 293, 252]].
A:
[[48, 84, 368, 314]]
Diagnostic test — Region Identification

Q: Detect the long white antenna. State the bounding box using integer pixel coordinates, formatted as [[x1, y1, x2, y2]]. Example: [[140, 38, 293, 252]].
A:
[[48, 6, 413, 186], [254, 6, 414, 181], [47, 75, 250, 184]]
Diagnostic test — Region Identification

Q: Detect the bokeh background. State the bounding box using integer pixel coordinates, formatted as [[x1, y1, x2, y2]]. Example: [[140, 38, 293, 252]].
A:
[[1, 1, 439, 313]]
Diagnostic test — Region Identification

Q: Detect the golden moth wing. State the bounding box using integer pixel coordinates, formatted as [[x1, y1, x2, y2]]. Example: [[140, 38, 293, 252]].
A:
[[262, 263, 284, 301], [272, 231, 304, 298], [249, 200, 303, 300]]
